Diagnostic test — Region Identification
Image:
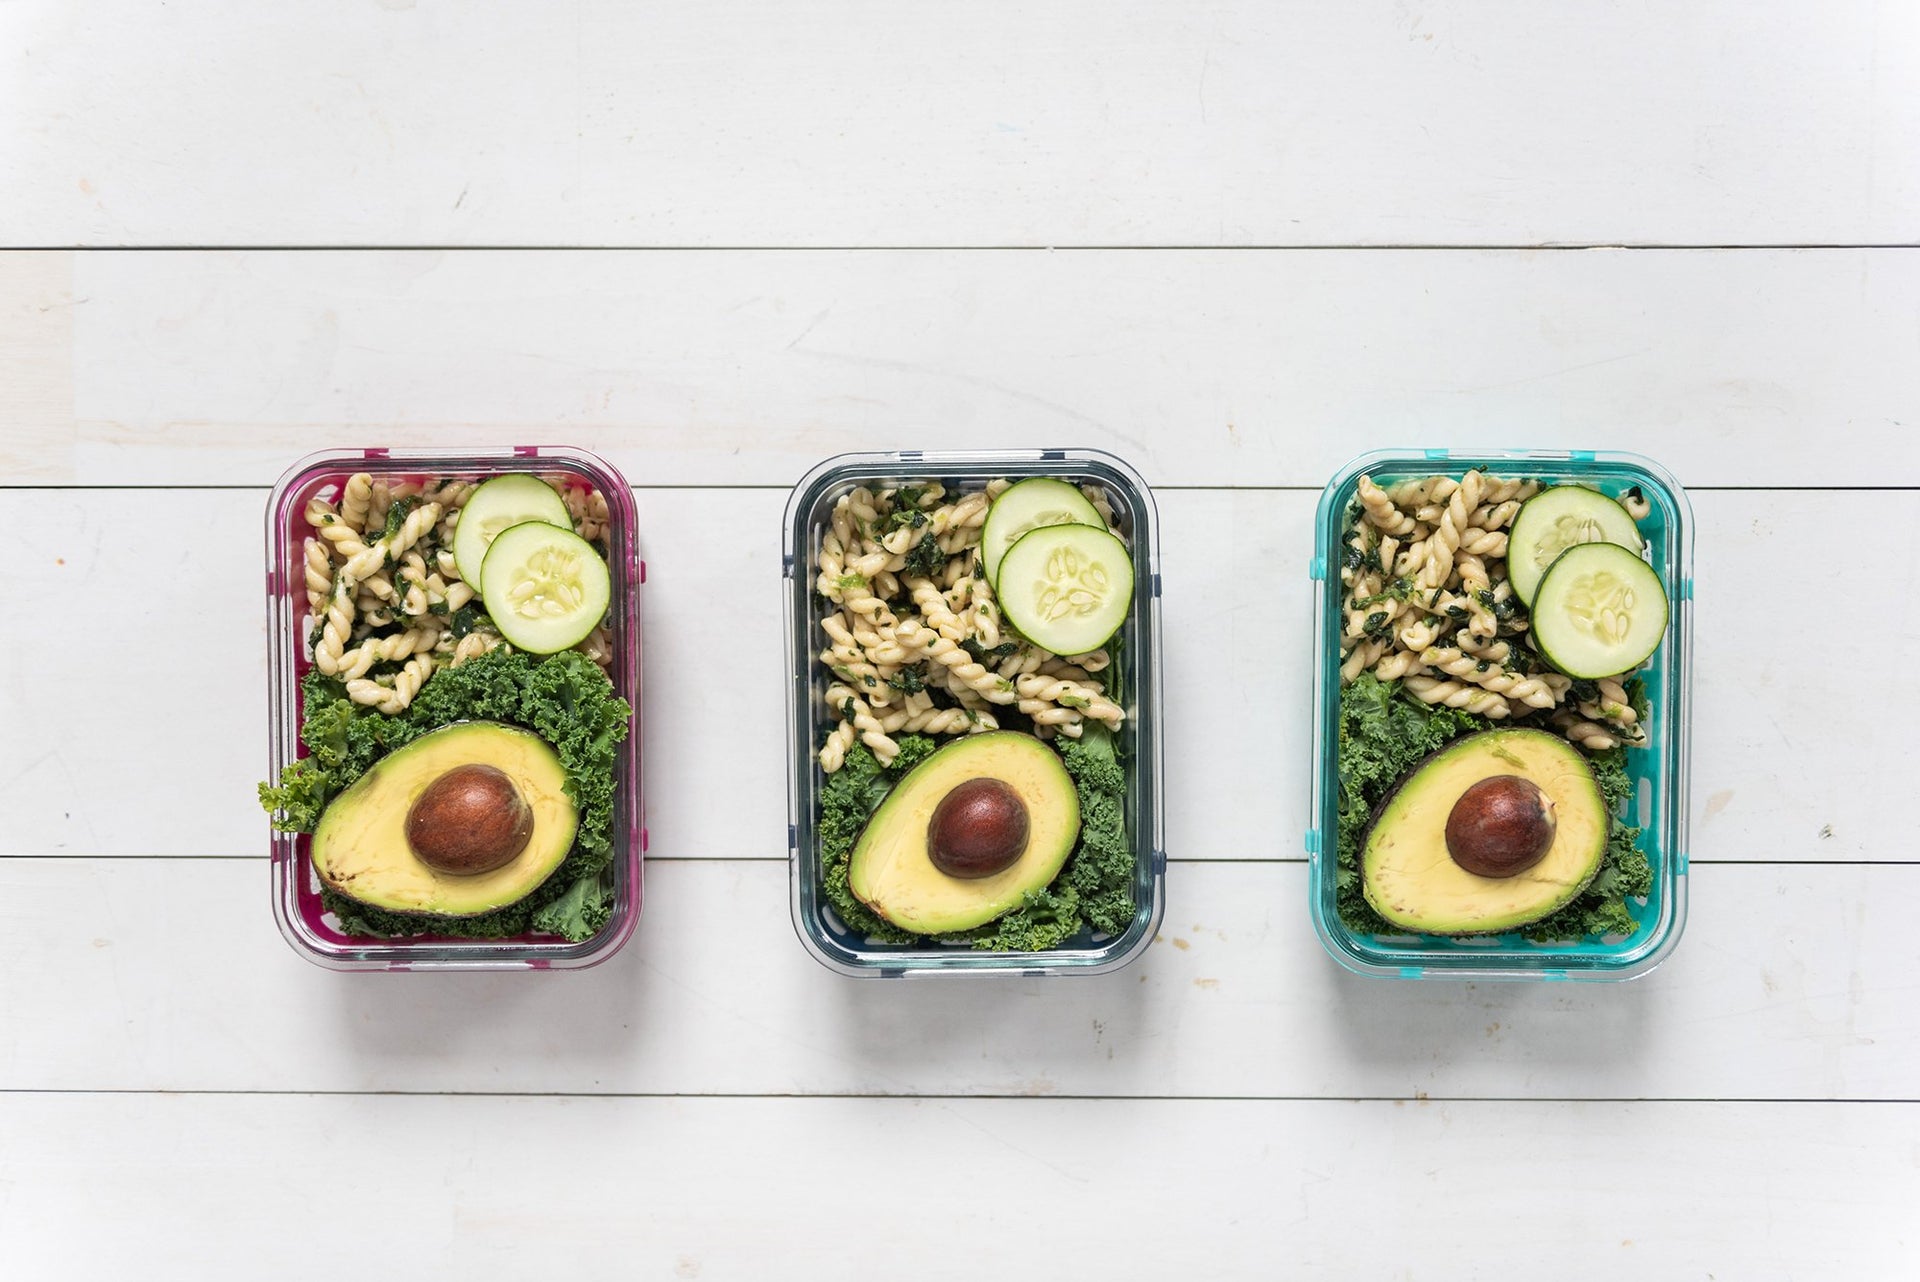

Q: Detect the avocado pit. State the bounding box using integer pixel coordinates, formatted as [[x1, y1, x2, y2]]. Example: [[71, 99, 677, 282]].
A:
[[927, 777, 1030, 879], [406, 763, 534, 876], [1445, 774, 1556, 878]]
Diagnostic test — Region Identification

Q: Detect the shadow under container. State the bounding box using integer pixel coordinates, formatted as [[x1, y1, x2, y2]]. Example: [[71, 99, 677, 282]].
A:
[[1309, 448, 1693, 982], [784, 449, 1165, 977], [265, 445, 644, 971]]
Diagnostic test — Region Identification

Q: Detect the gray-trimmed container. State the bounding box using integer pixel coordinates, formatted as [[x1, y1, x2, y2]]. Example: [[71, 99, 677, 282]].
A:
[[266, 445, 644, 971], [784, 449, 1164, 977], [1310, 448, 1692, 982]]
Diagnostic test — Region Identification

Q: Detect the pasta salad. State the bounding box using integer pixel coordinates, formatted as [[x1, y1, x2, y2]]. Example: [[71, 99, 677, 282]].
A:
[[808, 477, 1138, 952], [1335, 469, 1669, 942]]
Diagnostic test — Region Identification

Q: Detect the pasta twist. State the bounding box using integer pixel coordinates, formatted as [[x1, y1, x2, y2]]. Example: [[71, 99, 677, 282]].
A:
[[823, 683, 901, 765], [1417, 469, 1486, 590], [1014, 674, 1124, 730], [312, 575, 357, 675], [1356, 475, 1418, 536], [339, 473, 374, 534], [302, 538, 333, 614], [1403, 676, 1511, 719], [343, 500, 443, 581], [1340, 639, 1387, 682], [1554, 711, 1622, 752], [336, 626, 442, 682], [1386, 475, 1456, 509], [346, 653, 436, 715], [1417, 646, 1560, 709], [1453, 552, 1499, 639], [307, 499, 373, 563], [910, 633, 1021, 706], [446, 629, 505, 666], [1370, 648, 1426, 682]]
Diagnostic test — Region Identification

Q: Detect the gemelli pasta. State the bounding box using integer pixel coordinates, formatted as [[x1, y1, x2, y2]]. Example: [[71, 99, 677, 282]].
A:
[[812, 480, 1127, 772], [300, 471, 615, 714], [1339, 469, 1651, 752]]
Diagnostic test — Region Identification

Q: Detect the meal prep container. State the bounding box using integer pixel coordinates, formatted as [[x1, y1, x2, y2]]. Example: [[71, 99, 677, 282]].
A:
[[265, 446, 644, 971], [1309, 448, 1692, 982], [784, 449, 1165, 977]]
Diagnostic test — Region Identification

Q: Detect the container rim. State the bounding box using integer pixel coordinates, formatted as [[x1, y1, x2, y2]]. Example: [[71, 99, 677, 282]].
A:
[[783, 447, 1167, 977], [263, 444, 645, 972], [1307, 446, 1692, 982]]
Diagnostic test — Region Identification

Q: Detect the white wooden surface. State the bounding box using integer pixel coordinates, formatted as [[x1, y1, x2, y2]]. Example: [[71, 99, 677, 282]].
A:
[[2, 6, 1918, 1279], [4, 3, 1918, 247]]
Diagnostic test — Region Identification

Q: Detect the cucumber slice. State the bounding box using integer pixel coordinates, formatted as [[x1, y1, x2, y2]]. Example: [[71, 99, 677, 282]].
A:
[[479, 521, 612, 654], [996, 524, 1134, 655], [453, 475, 574, 585], [1507, 486, 1643, 606], [1531, 542, 1668, 679], [980, 479, 1105, 587]]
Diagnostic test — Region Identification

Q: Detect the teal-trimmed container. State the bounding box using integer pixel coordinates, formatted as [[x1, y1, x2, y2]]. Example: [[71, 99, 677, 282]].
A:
[[1309, 449, 1692, 982]]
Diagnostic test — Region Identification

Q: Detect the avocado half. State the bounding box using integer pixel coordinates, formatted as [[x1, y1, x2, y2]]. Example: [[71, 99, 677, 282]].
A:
[[311, 721, 578, 918], [1361, 728, 1608, 936], [848, 731, 1079, 935]]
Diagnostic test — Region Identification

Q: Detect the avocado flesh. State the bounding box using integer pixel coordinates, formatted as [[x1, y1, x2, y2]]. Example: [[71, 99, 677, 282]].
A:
[[311, 721, 578, 917], [848, 731, 1080, 935], [1361, 728, 1607, 935]]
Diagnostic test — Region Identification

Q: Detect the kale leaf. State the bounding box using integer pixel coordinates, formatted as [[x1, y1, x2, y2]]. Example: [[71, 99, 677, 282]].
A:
[[258, 648, 631, 942]]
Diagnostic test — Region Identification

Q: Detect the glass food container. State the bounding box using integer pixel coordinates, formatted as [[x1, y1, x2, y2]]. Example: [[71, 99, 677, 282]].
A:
[[1309, 448, 1692, 982], [784, 449, 1165, 977], [265, 446, 644, 971]]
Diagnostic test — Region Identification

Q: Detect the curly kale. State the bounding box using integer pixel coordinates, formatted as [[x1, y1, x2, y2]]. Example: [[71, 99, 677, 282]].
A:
[[1047, 724, 1135, 936], [816, 724, 1135, 952], [817, 744, 918, 944], [259, 647, 630, 942], [1335, 672, 1654, 942]]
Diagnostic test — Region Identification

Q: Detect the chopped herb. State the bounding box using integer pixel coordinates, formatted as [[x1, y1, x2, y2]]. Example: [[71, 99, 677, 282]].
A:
[[962, 638, 1019, 665], [903, 531, 945, 578]]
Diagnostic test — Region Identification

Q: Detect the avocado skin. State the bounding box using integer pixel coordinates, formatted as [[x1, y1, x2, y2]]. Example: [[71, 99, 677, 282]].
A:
[[848, 731, 1080, 935], [1360, 728, 1608, 936], [311, 721, 578, 919]]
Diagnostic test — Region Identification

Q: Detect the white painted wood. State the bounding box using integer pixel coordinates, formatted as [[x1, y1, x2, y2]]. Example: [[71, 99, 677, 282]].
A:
[[5, 3, 1917, 248], [2, 858, 1912, 1101], [0, 249, 1914, 486], [0, 487, 1907, 863], [4, 1095, 1917, 1280], [2, 7, 1912, 1265]]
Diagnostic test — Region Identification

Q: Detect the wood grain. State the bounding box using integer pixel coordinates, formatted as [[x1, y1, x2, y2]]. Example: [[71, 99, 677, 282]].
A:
[[4, 3, 1916, 248], [0, 249, 1913, 485], [2, 858, 1913, 1101], [2, 1095, 1913, 1281]]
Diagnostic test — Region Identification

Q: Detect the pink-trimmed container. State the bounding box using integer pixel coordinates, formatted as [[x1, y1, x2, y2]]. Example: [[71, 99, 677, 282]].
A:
[[265, 446, 644, 971]]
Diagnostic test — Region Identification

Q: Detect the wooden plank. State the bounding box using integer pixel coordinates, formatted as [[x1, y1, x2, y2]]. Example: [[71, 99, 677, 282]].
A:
[[4, 4, 1916, 248], [0, 253, 74, 481], [0, 248, 1913, 485], [1, 858, 1913, 1101], [0, 487, 1909, 864], [2, 1094, 1913, 1281]]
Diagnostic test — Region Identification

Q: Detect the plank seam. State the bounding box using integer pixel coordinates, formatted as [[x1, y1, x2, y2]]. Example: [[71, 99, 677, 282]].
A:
[[0, 1088, 1912, 1104], [7, 244, 1919, 253]]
